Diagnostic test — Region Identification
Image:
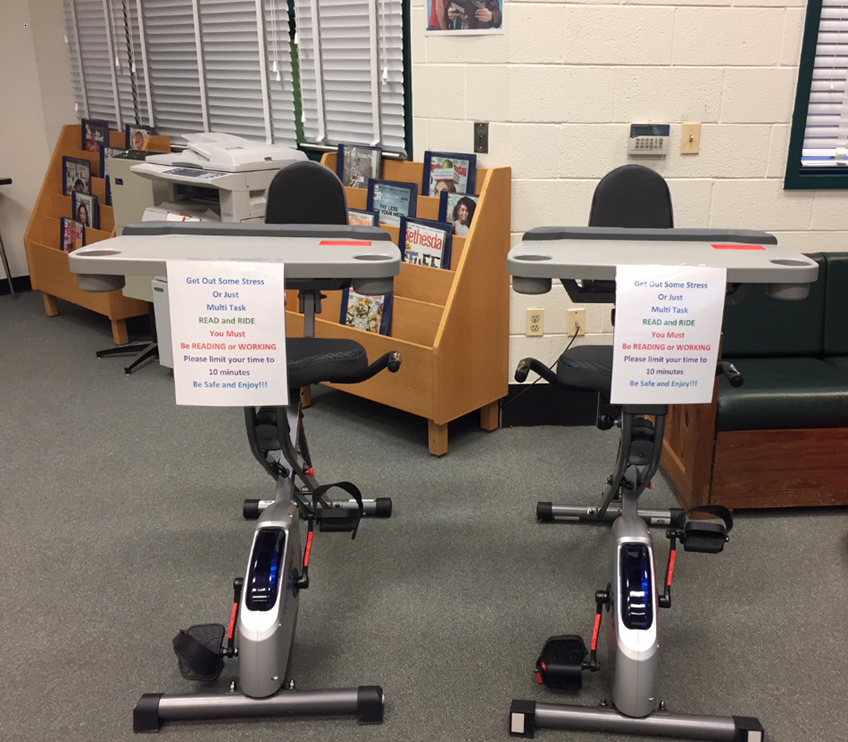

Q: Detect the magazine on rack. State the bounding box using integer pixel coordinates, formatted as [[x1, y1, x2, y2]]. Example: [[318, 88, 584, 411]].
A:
[[340, 289, 393, 335], [72, 192, 100, 230], [422, 151, 477, 197], [438, 191, 479, 237], [100, 146, 127, 206], [400, 216, 453, 269], [126, 125, 157, 150], [60, 218, 85, 253], [62, 156, 92, 196], [348, 208, 379, 227], [366, 178, 418, 227], [338, 144, 382, 188], [81, 119, 110, 154]]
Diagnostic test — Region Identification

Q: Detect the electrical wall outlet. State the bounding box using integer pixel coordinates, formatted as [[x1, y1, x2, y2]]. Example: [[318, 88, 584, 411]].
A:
[[526, 308, 544, 337], [567, 308, 586, 336]]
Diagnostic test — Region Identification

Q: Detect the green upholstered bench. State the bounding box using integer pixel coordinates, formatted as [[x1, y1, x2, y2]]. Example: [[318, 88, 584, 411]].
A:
[[662, 252, 848, 509]]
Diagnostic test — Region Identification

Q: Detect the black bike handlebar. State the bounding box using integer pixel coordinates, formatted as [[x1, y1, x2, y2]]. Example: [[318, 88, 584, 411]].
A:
[[716, 360, 743, 387], [338, 351, 402, 384], [515, 357, 560, 385]]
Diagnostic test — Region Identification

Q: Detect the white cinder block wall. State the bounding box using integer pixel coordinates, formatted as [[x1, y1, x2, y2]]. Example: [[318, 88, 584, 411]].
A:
[[0, 0, 77, 285], [409, 0, 847, 376]]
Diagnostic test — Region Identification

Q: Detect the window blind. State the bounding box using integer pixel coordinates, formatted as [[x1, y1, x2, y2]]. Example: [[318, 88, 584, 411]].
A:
[[64, 0, 131, 127], [263, 0, 298, 148], [802, 0, 848, 167], [142, 0, 206, 136], [63, 0, 402, 151], [293, 0, 406, 153]]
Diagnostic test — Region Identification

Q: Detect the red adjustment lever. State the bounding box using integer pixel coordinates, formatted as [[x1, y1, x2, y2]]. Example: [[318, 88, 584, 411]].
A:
[[647, 481, 653, 489], [306, 466, 314, 477]]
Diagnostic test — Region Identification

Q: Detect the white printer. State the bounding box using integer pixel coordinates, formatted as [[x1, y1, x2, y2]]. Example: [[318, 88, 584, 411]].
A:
[[131, 132, 307, 223], [128, 133, 307, 369]]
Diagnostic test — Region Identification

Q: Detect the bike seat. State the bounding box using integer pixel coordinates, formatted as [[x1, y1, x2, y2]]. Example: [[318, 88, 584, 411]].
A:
[[287, 337, 368, 387], [556, 345, 613, 395]]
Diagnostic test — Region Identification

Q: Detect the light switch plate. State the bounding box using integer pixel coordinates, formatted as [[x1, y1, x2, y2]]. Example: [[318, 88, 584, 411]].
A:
[[681, 122, 701, 155]]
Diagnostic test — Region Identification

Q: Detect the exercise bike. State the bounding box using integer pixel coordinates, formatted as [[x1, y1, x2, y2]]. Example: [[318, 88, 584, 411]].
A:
[[509, 352, 762, 741], [66, 220, 404, 733], [506, 226, 819, 742]]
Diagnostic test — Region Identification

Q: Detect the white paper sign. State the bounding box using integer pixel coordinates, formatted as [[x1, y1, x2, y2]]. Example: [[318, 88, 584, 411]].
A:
[[167, 260, 288, 406], [610, 265, 727, 405]]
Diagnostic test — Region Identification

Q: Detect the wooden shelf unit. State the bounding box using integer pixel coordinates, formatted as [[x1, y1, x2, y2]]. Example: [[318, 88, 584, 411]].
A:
[[288, 154, 512, 455], [24, 124, 148, 344]]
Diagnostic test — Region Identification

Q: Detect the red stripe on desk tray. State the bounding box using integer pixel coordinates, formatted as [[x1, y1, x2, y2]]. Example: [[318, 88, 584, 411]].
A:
[[711, 244, 766, 250], [319, 240, 373, 246]]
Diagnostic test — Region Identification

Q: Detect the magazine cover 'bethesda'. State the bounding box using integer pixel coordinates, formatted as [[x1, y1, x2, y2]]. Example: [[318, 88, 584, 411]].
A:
[[400, 217, 453, 270]]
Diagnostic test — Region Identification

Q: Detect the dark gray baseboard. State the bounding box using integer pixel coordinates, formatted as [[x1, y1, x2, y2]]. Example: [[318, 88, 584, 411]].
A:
[[501, 383, 601, 427], [0, 275, 32, 297]]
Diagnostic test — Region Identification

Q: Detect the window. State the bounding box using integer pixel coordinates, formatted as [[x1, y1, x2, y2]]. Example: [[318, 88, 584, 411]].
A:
[[294, 0, 407, 152], [786, 0, 848, 189], [62, 0, 408, 155]]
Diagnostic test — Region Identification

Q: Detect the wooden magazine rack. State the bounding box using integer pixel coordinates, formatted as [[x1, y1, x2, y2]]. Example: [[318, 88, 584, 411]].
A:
[[286, 154, 512, 455], [24, 124, 166, 344]]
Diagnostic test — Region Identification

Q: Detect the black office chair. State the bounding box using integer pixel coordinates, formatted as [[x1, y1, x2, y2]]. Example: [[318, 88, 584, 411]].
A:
[[265, 159, 348, 226], [589, 164, 674, 229], [551, 165, 674, 393]]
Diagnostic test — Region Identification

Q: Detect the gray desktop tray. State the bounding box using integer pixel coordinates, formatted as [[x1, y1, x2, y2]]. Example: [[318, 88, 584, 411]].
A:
[[69, 223, 401, 295], [508, 227, 819, 300]]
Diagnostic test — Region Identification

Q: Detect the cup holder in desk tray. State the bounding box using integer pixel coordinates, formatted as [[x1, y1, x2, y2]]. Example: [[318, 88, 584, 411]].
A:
[[513, 254, 552, 261], [770, 258, 811, 266], [77, 248, 121, 256], [354, 254, 394, 261]]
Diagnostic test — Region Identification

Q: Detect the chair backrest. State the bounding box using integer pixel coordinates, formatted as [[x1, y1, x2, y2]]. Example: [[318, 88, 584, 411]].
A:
[[589, 165, 673, 229], [265, 160, 348, 225]]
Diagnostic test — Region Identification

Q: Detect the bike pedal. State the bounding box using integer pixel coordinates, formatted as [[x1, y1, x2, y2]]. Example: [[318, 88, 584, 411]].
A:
[[535, 635, 587, 692], [173, 623, 225, 682], [682, 521, 728, 553], [319, 517, 360, 532]]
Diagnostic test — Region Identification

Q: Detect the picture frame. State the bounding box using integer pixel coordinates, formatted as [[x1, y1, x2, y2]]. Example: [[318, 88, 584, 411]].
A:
[[348, 208, 380, 227], [426, 0, 504, 35], [100, 146, 127, 206], [338, 144, 382, 189], [340, 289, 393, 335], [72, 191, 100, 230], [126, 124, 157, 151], [366, 178, 418, 227], [62, 156, 92, 196], [60, 217, 85, 253], [422, 151, 477, 197], [400, 216, 453, 269], [438, 191, 479, 237], [81, 118, 110, 155]]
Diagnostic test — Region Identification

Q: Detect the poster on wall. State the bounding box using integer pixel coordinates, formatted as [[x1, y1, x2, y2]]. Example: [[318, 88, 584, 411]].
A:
[[426, 0, 503, 35]]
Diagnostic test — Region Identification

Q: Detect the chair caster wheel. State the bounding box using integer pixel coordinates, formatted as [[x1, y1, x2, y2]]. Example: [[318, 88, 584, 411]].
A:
[[537, 502, 553, 522]]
